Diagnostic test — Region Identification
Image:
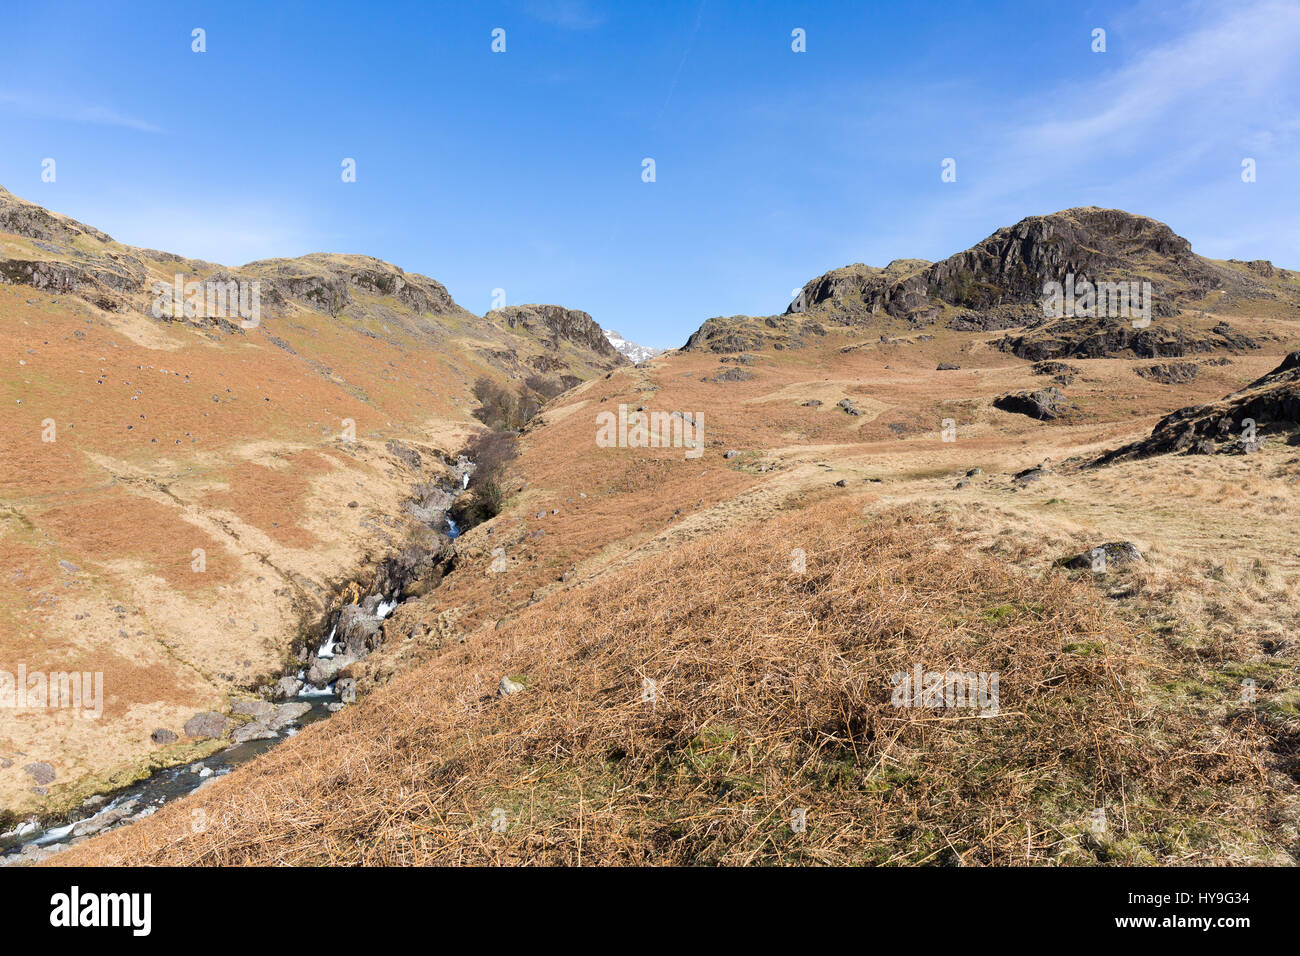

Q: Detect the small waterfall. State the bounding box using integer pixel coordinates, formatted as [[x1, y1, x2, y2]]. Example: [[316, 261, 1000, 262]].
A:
[[6, 454, 481, 863], [315, 623, 337, 658]]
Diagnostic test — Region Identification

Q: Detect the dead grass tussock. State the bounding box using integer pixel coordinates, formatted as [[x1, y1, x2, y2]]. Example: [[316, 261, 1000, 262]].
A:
[[58, 498, 1296, 867]]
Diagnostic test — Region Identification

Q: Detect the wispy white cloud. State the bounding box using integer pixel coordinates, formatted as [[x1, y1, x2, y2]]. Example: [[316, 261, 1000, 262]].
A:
[[525, 1, 606, 30], [864, 0, 1300, 263], [0, 90, 161, 133], [1016, 0, 1300, 159]]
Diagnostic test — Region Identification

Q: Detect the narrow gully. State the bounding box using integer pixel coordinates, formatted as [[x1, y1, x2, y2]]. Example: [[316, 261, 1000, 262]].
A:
[[1, 456, 475, 863]]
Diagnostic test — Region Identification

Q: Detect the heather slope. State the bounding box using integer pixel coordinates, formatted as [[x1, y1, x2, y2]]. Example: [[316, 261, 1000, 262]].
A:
[[58, 500, 1298, 865], [0, 187, 623, 817], [23, 203, 1300, 864]]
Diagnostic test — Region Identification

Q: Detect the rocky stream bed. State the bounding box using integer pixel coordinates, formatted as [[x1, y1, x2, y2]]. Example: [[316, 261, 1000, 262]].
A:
[[0, 456, 474, 864]]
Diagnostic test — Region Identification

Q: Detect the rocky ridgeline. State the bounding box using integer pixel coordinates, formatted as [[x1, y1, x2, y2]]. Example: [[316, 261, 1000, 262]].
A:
[[683, 207, 1295, 355], [794, 208, 1281, 325], [0, 187, 628, 375], [994, 317, 1260, 361], [1093, 351, 1300, 464], [0, 186, 465, 322]]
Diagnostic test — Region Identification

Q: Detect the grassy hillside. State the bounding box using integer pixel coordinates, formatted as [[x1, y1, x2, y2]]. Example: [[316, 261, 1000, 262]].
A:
[[0, 188, 623, 818], [59, 313, 1300, 865], [10, 200, 1300, 864]]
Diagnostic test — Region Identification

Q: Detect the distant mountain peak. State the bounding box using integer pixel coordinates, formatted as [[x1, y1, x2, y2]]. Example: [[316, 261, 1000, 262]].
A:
[[684, 206, 1299, 354], [603, 329, 663, 363]]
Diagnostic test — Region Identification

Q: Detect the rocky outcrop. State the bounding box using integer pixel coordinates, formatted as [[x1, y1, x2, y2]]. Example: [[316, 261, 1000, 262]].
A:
[[183, 712, 232, 740], [683, 207, 1296, 355], [1056, 541, 1144, 571], [242, 254, 471, 320], [0, 186, 115, 245], [1031, 360, 1079, 385], [993, 387, 1072, 420], [949, 310, 1028, 332], [682, 312, 830, 353], [0, 257, 144, 311], [1093, 351, 1300, 464], [23, 762, 55, 786], [1012, 461, 1053, 486], [1135, 362, 1199, 384], [494, 305, 628, 367], [704, 367, 753, 383], [996, 316, 1259, 361], [787, 208, 1274, 326], [682, 315, 773, 353]]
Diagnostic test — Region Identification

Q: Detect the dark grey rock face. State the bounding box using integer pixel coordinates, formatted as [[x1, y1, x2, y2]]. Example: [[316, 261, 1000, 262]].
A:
[[1093, 351, 1300, 465], [995, 317, 1259, 361], [493, 304, 628, 366], [1135, 362, 1199, 384], [337, 603, 384, 658], [993, 387, 1072, 420]]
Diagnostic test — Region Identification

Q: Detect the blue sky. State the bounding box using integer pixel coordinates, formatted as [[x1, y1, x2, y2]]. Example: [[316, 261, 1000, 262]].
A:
[[2, 0, 1298, 348]]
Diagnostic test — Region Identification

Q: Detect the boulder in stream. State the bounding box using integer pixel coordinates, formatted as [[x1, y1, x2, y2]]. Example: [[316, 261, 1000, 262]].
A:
[[273, 675, 304, 699], [232, 699, 276, 720], [306, 654, 354, 686], [71, 799, 139, 838], [269, 702, 311, 731], [231, 721, 278, 744], [337, 604, 384, 658]]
